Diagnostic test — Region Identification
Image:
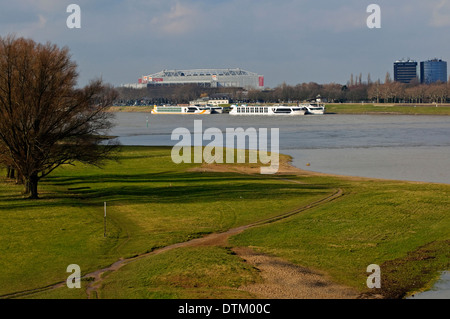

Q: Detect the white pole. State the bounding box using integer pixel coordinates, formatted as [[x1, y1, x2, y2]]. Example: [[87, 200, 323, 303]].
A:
[[104, 202, 106, 237]]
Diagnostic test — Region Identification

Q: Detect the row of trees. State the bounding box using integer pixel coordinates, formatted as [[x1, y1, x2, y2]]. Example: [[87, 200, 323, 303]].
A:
[[115, 85, 243, 106], [248, 81, 450, 104], [367, 81, 450, 104], [0, 36, 118, 199], [116, 80, 450, 105]]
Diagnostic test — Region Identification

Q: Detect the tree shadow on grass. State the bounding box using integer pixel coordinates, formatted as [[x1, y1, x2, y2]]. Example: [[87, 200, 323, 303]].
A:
[[1, 170, 332, 210], [72, 182, 329, 206]]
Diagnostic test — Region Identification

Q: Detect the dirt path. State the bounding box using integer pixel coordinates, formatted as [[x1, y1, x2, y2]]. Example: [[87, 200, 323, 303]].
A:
[[83, 186, 346, 299], [233, 247, 360, 299], [1, 161, 362, 299]]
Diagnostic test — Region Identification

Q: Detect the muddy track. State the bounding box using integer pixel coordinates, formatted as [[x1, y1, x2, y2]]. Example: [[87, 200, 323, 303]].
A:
[[1, 186, 343, 299], [85, 187, 343, 299]]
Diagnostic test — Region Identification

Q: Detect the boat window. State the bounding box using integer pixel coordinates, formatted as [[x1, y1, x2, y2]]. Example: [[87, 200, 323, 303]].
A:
[[274, 108, 292, 113]]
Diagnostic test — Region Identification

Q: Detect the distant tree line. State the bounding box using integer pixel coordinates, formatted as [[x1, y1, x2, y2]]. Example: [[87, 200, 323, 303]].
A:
[[116, 75, 450, 105], [115, 85, 244, 106], [247, 79, 450, 104]]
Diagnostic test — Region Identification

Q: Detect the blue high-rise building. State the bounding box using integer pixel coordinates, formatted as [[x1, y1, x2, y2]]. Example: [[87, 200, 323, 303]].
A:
[[420, 59, 447, 84]]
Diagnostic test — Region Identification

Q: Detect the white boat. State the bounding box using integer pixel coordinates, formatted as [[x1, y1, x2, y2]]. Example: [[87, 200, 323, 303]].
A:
[[151, 105, 211, 114], [204, 104, 224, 114], [229, 104, 306, 115], [303, 102, 326, 115]]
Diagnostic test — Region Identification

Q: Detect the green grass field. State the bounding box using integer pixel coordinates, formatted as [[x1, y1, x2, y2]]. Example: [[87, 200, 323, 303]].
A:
[[0, 146, 448, 299], [325, 103, 450, 115]]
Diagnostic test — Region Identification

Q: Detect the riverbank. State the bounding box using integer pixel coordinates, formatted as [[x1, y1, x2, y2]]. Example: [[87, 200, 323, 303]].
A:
[[325, 103, 450, 115], [107, 106, 154, 113], [106, 103, 450, 115], [0, 146, 448, 299]]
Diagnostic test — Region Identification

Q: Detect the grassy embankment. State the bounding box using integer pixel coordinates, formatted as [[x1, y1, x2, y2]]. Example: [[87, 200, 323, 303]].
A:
[[0, 146, 448, 299], [325, 103, 450, 115]]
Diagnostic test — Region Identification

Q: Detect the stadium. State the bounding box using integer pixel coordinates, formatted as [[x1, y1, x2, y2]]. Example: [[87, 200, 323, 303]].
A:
[[133, 68, 264, 89]]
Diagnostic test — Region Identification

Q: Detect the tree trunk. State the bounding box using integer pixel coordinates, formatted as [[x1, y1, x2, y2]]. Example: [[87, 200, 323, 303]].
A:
[[7, 166, 15, 179], [16, 171, 24, 185], [27, 173, 39, 199], [24, 173, 39, 199], [24, 180, 31, 195]]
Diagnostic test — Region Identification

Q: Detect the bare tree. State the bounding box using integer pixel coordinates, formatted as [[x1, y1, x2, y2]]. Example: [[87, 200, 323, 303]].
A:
[[426, 84, 440, 103], [0, 36, 118, 199], [321, 83, 344, 102], [405, 86, 419, 104], [368, 81, 381, 103], [435, 83, 448, 103], [391, 82, 405, 103], [385, 72, 392, 84], [416, 85, 428, 103]]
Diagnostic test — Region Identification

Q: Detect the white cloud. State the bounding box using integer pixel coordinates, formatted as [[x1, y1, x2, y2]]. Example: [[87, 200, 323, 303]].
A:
[[150, 2, 201, 35], [37, 14, 47, 28], [430, 0, 450, 27]]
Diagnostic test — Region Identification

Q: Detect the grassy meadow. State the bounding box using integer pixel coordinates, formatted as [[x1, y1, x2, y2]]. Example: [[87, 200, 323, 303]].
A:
[[0, 146, 448, 299], [325, 103, 450, 115]]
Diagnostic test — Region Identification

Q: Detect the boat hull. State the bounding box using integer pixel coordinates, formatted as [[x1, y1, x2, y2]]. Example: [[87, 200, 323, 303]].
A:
[[229, 105, 306, 115], [151, 107, 211, 114], [303, 103, 326, 115]]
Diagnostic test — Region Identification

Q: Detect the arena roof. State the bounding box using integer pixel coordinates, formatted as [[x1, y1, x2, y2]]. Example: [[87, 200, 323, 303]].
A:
[[148, 68, 259, 77], [134, 68, 264, 89]]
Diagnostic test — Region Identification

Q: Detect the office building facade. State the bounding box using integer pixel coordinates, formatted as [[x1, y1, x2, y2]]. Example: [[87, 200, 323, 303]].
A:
[[394, 60, 418, 84], [420, 59, 447, 84]]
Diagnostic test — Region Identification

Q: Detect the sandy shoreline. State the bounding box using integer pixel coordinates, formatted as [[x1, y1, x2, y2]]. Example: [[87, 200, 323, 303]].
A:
[[189, 153, 439, 185]]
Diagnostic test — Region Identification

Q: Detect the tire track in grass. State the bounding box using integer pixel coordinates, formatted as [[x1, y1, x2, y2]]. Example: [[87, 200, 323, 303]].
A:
[[84, 186, 343, 299], [1, 183, 343, 299]]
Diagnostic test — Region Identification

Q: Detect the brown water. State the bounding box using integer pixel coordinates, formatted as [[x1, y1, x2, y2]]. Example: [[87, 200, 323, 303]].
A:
[[110, 113, 450, 184]]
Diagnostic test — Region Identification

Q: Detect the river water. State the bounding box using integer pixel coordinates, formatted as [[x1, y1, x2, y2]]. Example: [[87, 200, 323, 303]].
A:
[[109, 112, 450, 299], [408, 271, 450, 299], [109, 112, 450, 184]]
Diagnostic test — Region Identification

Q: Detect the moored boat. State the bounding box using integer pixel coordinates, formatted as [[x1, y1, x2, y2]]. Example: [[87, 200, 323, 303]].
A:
[[151, 105, 211, 114], [303, 102, 325, 115], [303, 96, 326, 114], [229, 104, 306, 115]]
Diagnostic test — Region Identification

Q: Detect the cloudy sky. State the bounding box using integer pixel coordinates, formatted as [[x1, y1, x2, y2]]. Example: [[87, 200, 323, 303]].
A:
[[1, 0, 450, 87]]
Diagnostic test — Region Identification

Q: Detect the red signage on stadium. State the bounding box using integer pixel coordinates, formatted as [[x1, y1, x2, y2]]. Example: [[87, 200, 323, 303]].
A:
[[259, 76, 264, 87], [152, 78, 164, 82]]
